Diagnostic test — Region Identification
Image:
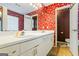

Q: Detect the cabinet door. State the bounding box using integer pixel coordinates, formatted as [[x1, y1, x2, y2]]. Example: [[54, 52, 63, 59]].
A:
[[37, 43, 46, 56], [0, 48, 9, 56], [20, 39, 39, 54], [0, 44, 20, 56], [20, 48, 34, 56], [20, 45, 38, 56], [47, 34, 54, 51], [37, 37, 47, 56], [37, 34, 53, 56]]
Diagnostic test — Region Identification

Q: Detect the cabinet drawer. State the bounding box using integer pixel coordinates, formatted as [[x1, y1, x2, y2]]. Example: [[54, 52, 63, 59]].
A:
[[0, 44, 20, 56], [20, 39, 39, 54]]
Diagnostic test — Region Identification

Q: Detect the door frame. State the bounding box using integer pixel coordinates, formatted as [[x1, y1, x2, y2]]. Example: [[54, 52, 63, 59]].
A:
[[32, 14, 38, 30], [55, 5, 71, 46]]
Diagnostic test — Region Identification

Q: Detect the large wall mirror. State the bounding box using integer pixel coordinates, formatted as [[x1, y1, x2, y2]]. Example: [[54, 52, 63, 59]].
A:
[[0, 6, 20, 31], [0, 6, 3, 31]]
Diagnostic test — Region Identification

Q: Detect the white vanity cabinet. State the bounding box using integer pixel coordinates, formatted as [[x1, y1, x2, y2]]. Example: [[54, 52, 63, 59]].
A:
[[0, 33, 53, 56], [36, 34, 53, 56], [19, 34, 53, 56], [0, 44, 20, 56]]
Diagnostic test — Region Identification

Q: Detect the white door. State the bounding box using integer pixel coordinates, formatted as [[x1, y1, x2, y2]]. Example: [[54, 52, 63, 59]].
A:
[[70, 4, 78, 56], [7, 15, 19, 31], [24, 15, 32, 31]]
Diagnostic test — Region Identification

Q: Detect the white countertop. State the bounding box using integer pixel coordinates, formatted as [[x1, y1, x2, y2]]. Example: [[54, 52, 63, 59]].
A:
[[0, 31, 54, 49]]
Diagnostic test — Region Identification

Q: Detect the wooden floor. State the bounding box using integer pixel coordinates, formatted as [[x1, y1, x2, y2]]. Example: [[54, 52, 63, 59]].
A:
[[48, 42, 73, 56]]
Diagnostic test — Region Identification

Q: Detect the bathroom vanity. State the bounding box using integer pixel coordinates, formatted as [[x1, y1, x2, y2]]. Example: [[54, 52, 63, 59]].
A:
[[0, 31, 54, 56]]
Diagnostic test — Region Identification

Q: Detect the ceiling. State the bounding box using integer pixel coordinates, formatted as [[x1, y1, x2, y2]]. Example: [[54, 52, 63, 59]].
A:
[[0, 3, 53, 15]]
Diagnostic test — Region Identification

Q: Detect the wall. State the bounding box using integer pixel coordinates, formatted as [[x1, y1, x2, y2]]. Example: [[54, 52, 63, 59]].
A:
[[0, 7, 2, 13], [8, 10, 24, 31], [27, 3, 72, 46], [0, 7, 3, 31], [3, 6, 8, 31], [78, 4, 79, 41], [27, 3, 72, 31]]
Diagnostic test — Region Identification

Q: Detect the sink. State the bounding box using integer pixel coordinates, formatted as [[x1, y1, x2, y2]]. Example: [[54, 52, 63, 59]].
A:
[[17, 35, 35, 38]]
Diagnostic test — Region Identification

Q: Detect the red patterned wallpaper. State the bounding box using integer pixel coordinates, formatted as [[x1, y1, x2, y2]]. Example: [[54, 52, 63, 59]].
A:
[[27, 3, 72, 30]]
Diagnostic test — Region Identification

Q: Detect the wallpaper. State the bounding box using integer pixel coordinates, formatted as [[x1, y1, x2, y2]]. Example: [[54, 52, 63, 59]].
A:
[[27, 3, 72, 46], [27, 3, 72, 30]]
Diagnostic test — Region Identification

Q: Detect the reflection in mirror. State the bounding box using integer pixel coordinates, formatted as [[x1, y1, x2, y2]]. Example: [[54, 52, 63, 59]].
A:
[[7, 15, 19, 31], [0, 6, 3, 31]]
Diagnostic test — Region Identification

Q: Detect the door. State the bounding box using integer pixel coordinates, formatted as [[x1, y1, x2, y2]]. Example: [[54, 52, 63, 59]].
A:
[[57, 8, 70, 42], [24, 15, 32, 31], [70, 4, 78, 56], [32, 16, 37, 30]]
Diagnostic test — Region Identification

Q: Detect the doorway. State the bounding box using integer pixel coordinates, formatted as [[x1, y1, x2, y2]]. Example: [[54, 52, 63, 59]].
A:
[[57, 8, 70, 42], [32, 15, 38, 31]]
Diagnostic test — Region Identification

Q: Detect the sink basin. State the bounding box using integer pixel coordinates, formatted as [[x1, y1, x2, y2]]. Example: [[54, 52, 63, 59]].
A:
[[17, 35, 35, 38]]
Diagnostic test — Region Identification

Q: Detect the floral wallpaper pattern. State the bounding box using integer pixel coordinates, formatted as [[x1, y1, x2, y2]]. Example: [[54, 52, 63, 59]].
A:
[[27, 3, 72, 30], [27, 3, 72, 46]]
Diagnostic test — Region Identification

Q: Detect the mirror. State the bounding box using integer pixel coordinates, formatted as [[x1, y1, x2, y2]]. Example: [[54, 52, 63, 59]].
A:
[[0, 6, 3, 31]]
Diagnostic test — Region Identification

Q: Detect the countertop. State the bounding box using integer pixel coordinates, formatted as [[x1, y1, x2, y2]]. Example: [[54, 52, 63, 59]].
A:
[[0, 31, 54, 49]]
